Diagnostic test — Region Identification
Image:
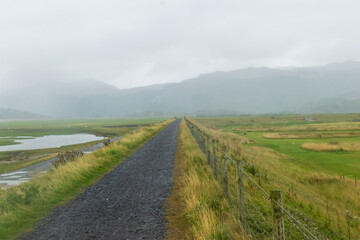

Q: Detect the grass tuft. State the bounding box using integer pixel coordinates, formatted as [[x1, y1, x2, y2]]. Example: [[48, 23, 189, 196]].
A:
[[166, 120, 244, 240], [302, 142, 360, 152]]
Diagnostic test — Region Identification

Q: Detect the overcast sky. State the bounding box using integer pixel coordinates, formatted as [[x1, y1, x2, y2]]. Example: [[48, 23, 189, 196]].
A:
[[1, 0, 360, 91]]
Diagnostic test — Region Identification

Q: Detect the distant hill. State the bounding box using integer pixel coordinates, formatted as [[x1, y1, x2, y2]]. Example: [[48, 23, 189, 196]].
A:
[[1, 61, 360, 117], [192, 109, 242, 117], [0, 108, 46, 120]]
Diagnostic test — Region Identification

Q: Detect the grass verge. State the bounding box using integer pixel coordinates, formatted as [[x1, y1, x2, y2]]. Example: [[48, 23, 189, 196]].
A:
[[190, 118, 359, 238], [166, 119, 244, 240], [0, 119, 173, 240]]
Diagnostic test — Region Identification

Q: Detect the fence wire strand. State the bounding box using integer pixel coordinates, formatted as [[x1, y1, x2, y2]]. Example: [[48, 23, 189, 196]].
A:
[[245, 196, 272, 229], [186, 119, 320, 240]]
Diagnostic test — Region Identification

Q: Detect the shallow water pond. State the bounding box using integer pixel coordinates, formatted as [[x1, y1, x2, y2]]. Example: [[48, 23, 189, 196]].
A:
[[0, 134, 105, 152]]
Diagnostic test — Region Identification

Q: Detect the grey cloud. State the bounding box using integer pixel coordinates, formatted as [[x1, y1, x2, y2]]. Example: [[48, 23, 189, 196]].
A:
[[1, 0, 360, 91]]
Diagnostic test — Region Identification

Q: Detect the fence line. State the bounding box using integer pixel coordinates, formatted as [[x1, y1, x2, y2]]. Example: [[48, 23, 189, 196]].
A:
[[185, 118, 320, 240], [250, 155, 355, 239]]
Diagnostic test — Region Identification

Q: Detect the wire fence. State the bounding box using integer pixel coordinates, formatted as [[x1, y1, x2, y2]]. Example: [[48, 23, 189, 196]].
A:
[[185, 118, 324, 240]]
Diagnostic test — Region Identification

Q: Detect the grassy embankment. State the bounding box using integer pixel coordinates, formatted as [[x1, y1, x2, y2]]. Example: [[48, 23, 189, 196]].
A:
[[0, 118, 165, 173], [166, 120, 244, 240], [0, 119, 172, 240], [190, 115, 360, 239]]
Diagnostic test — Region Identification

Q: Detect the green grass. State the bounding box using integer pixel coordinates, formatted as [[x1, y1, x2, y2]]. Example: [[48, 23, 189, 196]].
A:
[[244, 131, 360, 178], [0, 118, 167, 173], [195, 114, 360, 178], [0, 118, 166, 138], [0, 139, 112, 174], [0, 154, 56, 174], [166, 120, 244, 240], [195, 113, 360, 130], [190, 114, 360, 238], [187, 118, 337, 239], [0, 138, 18, 146], [0, 119, 173, 240]]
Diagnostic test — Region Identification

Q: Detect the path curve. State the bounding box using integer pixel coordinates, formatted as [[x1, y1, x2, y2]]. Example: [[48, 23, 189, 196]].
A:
[[20, 119, 180, 240]]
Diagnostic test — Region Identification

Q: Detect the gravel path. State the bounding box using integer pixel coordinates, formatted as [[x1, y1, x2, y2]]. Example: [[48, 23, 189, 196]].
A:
[[20, 119, 180, 240]]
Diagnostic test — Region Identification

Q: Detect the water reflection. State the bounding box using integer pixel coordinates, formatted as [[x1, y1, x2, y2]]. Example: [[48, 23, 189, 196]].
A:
[[0, 134, 105, 152]]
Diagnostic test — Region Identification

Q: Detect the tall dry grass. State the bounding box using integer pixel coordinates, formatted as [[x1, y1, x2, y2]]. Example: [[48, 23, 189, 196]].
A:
[[234, 122, 360, 133], [166, 120, 244, 240], [302, 142, 360, 152], [263, 132, 360, 139], [190, 118, 360, 239]]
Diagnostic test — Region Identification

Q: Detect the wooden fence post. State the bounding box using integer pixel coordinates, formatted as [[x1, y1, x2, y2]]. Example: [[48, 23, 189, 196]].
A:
[[270, 190, 285, 240], [237, 159, 246, 234], [212, 140, 218, 180], [206, 137, 211, 166], [223, 150, 228, 198]]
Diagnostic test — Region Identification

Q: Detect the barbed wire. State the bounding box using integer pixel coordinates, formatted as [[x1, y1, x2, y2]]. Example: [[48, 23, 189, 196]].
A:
[[245, 196, 272, 228], [285, 214, 313, 240], [186, 119, 320, 240], [272, 197, 318, 240], [245, 216, 269, 240], [241, 169, 270, 199], [241, 159, 319, 240], [242, 164, 318, 240]]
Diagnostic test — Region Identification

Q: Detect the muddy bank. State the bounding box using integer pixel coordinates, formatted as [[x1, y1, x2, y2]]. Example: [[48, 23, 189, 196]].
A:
[[0, 136, 121, 188]]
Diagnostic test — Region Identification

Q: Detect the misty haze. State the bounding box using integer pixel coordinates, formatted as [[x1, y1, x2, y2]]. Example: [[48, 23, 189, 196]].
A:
[[1, 1, 360, 240]]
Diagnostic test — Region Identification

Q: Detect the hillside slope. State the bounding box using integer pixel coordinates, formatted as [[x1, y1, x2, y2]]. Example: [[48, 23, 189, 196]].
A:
[[1, 61, 360, 117], [0, 108, 46, 120]]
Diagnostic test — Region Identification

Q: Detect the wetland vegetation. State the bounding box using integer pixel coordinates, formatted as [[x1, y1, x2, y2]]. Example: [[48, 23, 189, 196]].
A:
[[0, 118, 165, 174]]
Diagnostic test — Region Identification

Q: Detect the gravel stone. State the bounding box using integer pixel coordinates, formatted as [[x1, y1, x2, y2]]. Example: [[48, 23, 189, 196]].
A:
[[20, 119, 181, 240]]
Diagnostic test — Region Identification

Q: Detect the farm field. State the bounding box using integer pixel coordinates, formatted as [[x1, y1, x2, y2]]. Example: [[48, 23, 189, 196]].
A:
[[194, 113, 360, 178], [190, 114, 360, 239], [0, 118, 166, 173]]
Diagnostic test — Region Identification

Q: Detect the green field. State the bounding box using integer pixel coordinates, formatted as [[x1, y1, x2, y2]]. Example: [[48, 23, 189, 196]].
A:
[[195, 113, 360, 178], [0, 118, 166, 173], [191, 114, 360, 239], [245, 132, 360, 178]]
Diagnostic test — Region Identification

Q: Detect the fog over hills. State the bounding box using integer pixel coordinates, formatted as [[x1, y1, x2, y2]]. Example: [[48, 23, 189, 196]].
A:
[[0, 108, 46, 120], [1, 61, 360, 118]]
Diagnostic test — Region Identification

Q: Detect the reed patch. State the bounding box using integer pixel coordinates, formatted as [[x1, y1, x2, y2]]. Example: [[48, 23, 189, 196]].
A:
[[263, 132, 360, 139], [302, 142, 360, 152]]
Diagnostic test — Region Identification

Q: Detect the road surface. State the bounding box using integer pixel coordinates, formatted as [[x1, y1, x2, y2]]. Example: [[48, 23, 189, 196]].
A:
[[20, 119, 180, 240]]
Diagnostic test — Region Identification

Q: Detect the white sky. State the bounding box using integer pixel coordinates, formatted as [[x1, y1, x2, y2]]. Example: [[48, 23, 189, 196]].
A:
[[1, 0, 360, 91]]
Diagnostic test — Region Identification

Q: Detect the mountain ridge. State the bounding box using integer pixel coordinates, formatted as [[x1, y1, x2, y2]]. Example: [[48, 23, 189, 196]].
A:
[[1, 61, 360, 117], [0, 108, 47, 120]]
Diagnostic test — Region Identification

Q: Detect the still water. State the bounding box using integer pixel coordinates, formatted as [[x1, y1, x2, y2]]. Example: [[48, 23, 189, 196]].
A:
[[0, 136, 121, 188], [0, 134, 105, 152]]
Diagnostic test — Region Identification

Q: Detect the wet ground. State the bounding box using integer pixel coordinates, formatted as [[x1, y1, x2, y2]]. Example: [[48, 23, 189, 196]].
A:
[[0, 134, 105, 152], [0, 136, 121, 188]]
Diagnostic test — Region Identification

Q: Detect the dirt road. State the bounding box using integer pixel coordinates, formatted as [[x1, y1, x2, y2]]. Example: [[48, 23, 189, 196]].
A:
[[20, 119, 180, 240]]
